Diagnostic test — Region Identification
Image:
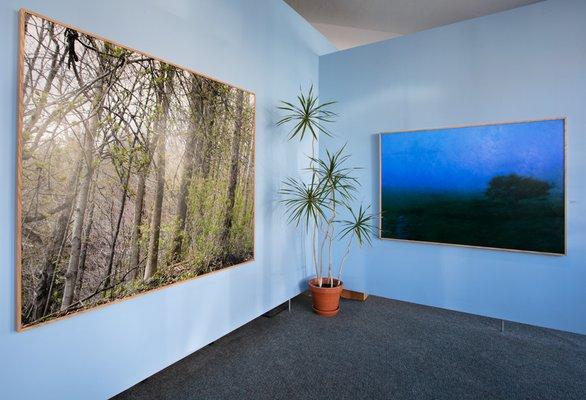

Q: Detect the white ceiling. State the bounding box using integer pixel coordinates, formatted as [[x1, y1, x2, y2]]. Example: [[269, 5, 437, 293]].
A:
[[285, 0, 542, 50]]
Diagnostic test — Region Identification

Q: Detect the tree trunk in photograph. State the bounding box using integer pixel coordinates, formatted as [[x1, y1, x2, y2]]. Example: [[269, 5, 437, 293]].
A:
[[60, 90, 105, 310], [22, 13, 38, 105], [127, 167, 147, 281], [60, 152, 95, 310], [74, 203, 94, 299], [23, 22, 67, 158], [30, 158, 80, 321], [102, 182, 129, 291], [169, 77, 203, 263], [219, 90, 244, 248], [240, 139, 253, 223], [200, 98, 217, 180], [144, 135, 166, 279], [170, 119, 199, 263], [211, 107, 229, 182], [74, 178, 97, 301], [200, 126, 214, 179], [144, 67, 174, 280], [103, 135, 138, 292]]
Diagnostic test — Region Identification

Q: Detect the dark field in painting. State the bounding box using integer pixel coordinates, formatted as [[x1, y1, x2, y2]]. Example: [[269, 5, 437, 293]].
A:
[[381, 192, 564, 253], [380, 120, 565, 254]]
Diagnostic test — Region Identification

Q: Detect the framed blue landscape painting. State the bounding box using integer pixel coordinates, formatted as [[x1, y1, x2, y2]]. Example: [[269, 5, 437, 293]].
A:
[[379, 119, 566, 255]]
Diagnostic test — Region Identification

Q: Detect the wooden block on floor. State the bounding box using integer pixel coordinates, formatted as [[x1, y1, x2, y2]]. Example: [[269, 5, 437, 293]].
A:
[[341, 289, 368, 301]]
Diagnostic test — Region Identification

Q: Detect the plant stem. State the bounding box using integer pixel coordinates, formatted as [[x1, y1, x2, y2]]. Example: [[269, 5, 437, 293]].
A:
[[312, 220, 321, 287], [307, 136, 323, 287], [319, 222, 327, 278], [337, 237, 352, 282], [328, 191, 336, 287]]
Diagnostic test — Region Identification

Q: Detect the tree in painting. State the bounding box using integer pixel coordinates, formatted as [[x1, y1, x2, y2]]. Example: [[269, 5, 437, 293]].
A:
[[486, 174, 552, 203], [19, 12, 255, 328]]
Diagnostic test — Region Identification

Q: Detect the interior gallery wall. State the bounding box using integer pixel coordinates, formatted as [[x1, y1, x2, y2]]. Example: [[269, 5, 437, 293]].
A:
[[0, 0, 334, 398], [319, 0, 586, 334]]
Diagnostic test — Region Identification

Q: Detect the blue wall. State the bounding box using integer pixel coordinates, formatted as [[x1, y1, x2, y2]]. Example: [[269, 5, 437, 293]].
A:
[[1, 0, 585, 398], [320, 0, 586, 334], [0, 1, 334, 399]]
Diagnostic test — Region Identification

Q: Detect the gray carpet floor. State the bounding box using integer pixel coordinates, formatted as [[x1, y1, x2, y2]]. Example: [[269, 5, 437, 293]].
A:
[[113, 294, 586, 400]]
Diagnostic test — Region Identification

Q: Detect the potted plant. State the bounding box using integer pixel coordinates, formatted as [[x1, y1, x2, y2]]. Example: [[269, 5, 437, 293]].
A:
[[277, 87, 375, 317]]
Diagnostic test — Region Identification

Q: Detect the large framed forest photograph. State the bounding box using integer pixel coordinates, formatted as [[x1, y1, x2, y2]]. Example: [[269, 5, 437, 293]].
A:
[[17, 10, 255, 330], [379, 119, 565, 255]]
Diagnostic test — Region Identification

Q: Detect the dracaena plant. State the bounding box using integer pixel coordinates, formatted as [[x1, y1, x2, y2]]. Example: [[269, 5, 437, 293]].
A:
[[277, 86, 376, 287]]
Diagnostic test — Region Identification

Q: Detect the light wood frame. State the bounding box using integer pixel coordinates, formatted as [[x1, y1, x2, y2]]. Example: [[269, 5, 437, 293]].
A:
[[378, 118, 567, 256], [16, 9, 257, 331]]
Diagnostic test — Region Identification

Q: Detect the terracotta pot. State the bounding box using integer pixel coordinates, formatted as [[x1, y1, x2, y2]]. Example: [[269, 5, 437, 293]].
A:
[[308, 277, 343, 317]]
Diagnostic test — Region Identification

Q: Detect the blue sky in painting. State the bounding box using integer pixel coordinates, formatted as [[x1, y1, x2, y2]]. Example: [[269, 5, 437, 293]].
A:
[[380, 119, 564, 194]]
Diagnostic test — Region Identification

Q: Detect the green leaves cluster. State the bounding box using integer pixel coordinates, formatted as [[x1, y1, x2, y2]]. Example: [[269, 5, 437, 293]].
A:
[[338, 204, 376, 246], [280, 176, 327, 229], [276, 85, 337, 141], [279, 146, 373, 243]]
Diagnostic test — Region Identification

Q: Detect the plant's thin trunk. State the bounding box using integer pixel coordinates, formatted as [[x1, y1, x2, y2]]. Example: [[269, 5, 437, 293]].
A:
[[308, 135, 324, 287], [337, 238, 352, 282], [312, 222, 321, 287], [327, 191, 336, 287], [317, 219, 325, 272], [319, 224, 332, 286], [328, 223, 334, 287]]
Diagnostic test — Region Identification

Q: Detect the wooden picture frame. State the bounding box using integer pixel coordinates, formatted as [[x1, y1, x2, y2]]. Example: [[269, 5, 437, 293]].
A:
[[17, 9, 256, 330], [378, 118, 567, 255]]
